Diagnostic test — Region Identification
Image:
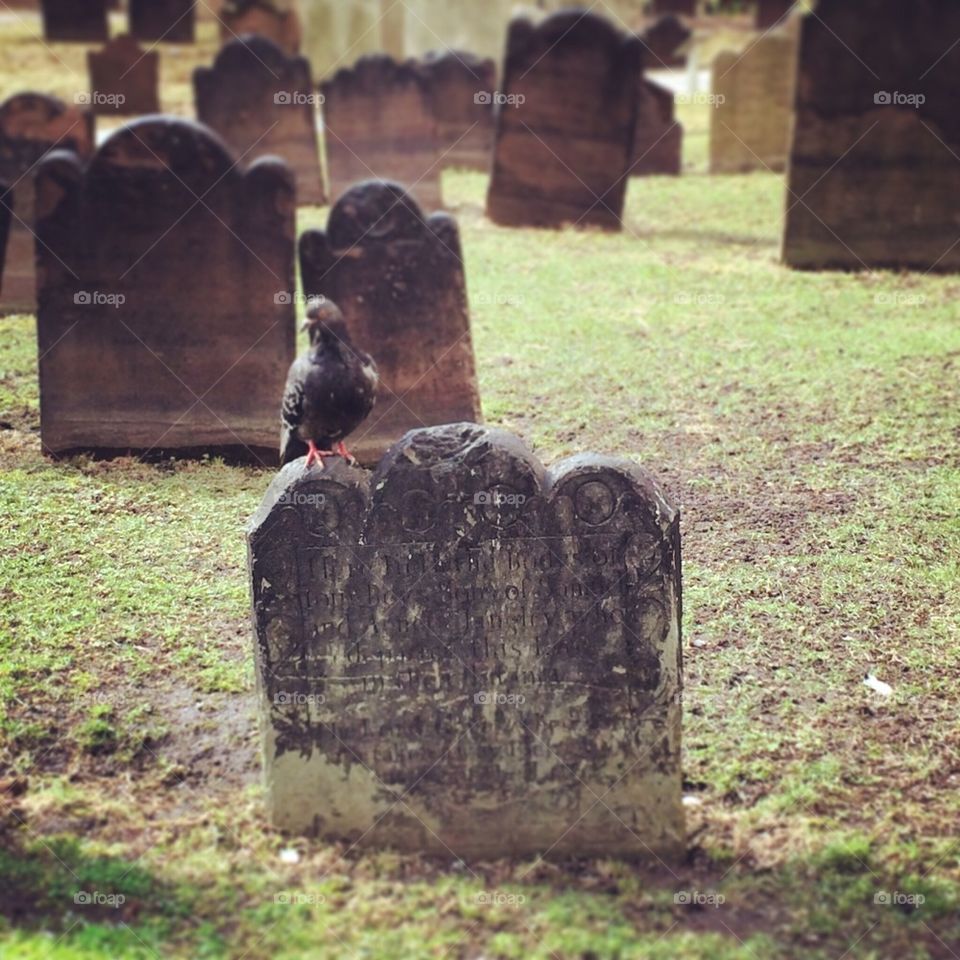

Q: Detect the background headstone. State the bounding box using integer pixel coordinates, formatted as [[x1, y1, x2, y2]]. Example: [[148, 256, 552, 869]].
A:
[[248, 423, 684, 858], [710, 26, 798, 174], [129, 0, 196, 44], [0, 94, 94, 316], [195, 35, 325, 206], [651, 0, 695, 14], [421, 50, 496, 172], [756, 0, 794, 30], [299, 180, 482, 465], [87, 35, 161, 117], [321, 56, 443, 212], [641, 14, 690, 68], [219, 0, 302, 55], [35, 117, 295, 462], [631, 78, 682, 176], [486, 11, 641, 231], [41, 0, 108, 42], [783, 0, 960, 271]]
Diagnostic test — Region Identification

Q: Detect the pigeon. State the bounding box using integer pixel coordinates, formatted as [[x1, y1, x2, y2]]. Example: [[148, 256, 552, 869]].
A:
[[280, 298, 379, 469]]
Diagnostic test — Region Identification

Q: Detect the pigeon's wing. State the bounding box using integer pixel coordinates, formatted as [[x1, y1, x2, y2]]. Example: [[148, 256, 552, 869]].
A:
[[279, 355, 309, 465]]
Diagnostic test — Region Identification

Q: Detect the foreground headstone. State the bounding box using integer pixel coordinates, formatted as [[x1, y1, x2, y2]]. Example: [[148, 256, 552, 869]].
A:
[[41, 0, 108, 42], [299, 180, 482, 465], [631, 79, 682, 176], [0, 94, 94, 315], [129, 0, 195, 43], [421, 50, 496, 173], [322, 56, 443, 211], [756, 0, 794, 30], [248, 422, 684, 858], [87, 35, 161, 117], [219, 0, 302, 55], [710, 26, 797, 173], [783, 0, 960, 271], [486, 11, 641, 230], [35, 117, 295, 462], [195, 35, 325, 206]]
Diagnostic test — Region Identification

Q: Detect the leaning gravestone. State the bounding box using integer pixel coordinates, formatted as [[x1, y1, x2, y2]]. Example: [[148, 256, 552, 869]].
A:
[[88, 35, 161, 117], [487, 11, 640, 230], [248, 422, 685, 858], [421, 50, 496, 173], [756, 0, 794, 30], [35, 117, 295, 462], [129, 0, 196, 43], [41, 0, 109, 42], [631, 78, 682, 176], [322, 56, 443, 212], [219, 0, 302, 55], [783, 0, 960, 271], [0, 94, 94, 316], [195, 35, 325, 206], [710, 26, 798, 173], [299, 180, 482, 465]]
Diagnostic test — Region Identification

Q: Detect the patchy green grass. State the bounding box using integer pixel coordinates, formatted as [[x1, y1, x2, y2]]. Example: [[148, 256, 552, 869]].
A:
[[2, 7, 960, 960]]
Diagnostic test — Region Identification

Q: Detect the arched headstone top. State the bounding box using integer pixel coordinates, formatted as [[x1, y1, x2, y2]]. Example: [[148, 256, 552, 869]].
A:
[[322, 54, 431, 96], [0, 93, 93, 155], [209, 32, 301, 74], [325, 179, 429, 250], [507, 8, 640, 60]]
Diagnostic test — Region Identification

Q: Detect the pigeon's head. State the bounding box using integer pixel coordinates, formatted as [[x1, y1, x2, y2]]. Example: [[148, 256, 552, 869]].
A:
[[303, 297, 350, 348]]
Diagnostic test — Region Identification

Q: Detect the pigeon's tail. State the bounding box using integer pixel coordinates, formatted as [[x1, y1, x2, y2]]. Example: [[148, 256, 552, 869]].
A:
[[280, 428, 308, 466]]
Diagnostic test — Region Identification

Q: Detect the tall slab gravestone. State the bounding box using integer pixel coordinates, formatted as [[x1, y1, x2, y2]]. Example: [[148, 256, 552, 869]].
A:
[[0, 94, 94, 316], [248, 423, 684, 858], [710, 27, 798, 173], [300, 180, 482, 465], [422, 50, 496, 173], [41, 0, 109, 42], [322, 56, 443, 212], [219, 0, 302, 55], [486, 11, 641, 230], [88, 35, 161, 117], [35, 117, 295, 462], [631, 79, 682, 176], [195, 35, 325, 206], [784, 0, 960, 271], [129, 0, 196, 44]]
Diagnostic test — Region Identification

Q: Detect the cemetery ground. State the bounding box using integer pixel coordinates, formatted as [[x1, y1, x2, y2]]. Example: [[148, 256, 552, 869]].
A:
[[1, 13, 960, 960]]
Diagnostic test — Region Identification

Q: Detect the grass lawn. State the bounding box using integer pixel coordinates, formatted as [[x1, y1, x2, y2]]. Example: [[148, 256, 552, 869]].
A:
[[2, 9, 960, 960]]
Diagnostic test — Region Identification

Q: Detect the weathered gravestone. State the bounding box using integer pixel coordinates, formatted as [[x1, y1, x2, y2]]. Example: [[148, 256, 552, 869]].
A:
[[129, 0, 196, 43], [710, 26, 798, 174], [631, 79, 682, 176], [756, 0, 794, 30], [248, 422, 685, 858], [322, 56, 443, 212], [486, 11, 641, 230], [41, 0, 108, 42], [299, 180, 481, 465], [195, 35, 325, 206], [35, 117, 295, 462], [219, 0, 302, 55], [641, 14, 690, 69], [0, 94, 94, 316], [652, 0, 695, 15], [783, 0, 960, 271], [87, 35, 161, 117], [421, 50, 496, 172]]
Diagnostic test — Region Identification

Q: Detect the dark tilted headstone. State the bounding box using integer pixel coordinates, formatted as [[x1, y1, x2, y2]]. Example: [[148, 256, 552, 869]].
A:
[[421, 50, 496, 172], [35, 117, 295, 462], [641, 14, 690, 69], [129, 0, 196, 43], [631, 78, 682, 176], [0, 94, 94, 316], [219, 0, 302, 55], [756, 0, 794, 30], [299, 180, 482, 465], [87, 35, 161, 117], [195, 35, 325, 206], [41, 0, 108, 42], [651, 0, 695, 15], [486, 11, 641, 230], [322, 55, 443, 212], [247, 422, 684, 858], [783, 0, 960, 271]]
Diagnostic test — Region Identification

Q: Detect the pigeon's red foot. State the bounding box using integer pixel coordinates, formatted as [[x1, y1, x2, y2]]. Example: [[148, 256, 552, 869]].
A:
[[304, 440, 335, 471], [335, 441, 358, 466]]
